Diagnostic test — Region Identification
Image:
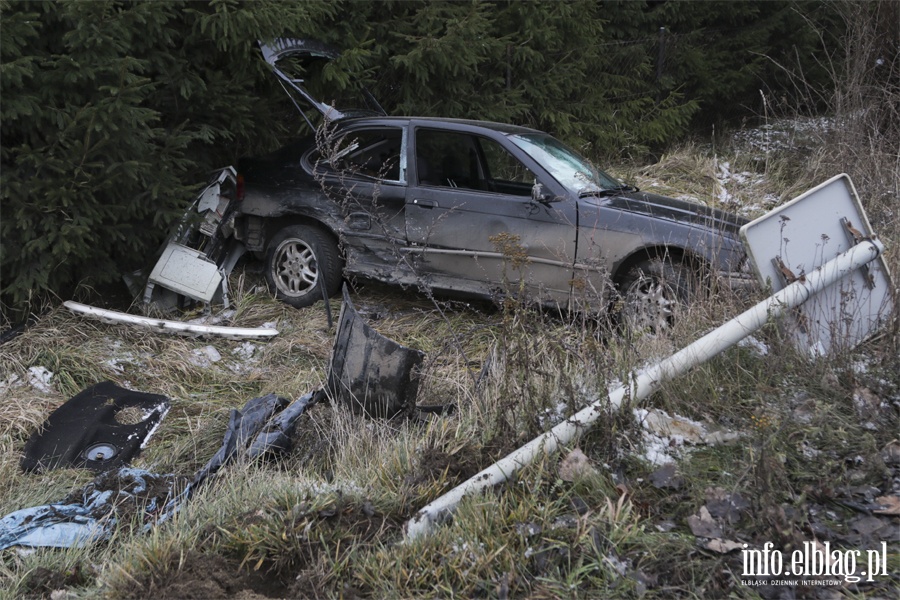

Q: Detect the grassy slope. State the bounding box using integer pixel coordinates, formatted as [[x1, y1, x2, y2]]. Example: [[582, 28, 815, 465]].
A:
[[1, 125, 898, 599]]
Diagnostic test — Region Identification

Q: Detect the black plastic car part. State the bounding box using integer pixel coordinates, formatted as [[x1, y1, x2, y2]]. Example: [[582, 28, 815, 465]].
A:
[[327, 286, 425, 418], [21, 381, 169, 473]]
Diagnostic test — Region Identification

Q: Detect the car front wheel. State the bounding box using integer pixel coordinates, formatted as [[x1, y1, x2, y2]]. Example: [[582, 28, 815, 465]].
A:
[[618, 257, 696, 332], [264, 225, 342, 308]]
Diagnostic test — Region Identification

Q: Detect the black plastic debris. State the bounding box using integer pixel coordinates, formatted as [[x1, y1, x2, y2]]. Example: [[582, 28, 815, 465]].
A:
[[3, 391, 321, 549], [327, 286, 425, 418], [157, 391, 316, 523], [21, 381, 169, 473], [188, 393, 289, 486], [246, 390, 325, 459], [0, 467, 184, 550]]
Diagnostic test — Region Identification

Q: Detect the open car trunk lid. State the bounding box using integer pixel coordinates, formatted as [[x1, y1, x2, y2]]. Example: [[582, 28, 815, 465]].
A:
[[260, 38, 386, 128]]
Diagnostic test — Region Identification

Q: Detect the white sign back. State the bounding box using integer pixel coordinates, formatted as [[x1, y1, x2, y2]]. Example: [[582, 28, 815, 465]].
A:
[[739, 174, 894, 355]]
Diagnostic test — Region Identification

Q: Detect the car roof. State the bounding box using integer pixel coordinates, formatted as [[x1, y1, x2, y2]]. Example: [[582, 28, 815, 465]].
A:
[[335, 115, 543, 137]]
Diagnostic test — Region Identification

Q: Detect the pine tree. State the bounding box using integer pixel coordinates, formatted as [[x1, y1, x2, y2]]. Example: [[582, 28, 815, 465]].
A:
[[0, 0, 335, 316]]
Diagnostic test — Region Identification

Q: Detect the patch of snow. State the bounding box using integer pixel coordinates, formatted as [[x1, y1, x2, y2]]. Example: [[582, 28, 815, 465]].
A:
[[738, 335, 769, 357], [633, 407, 740, 466], [227, 341, 260, 375], [604, 554, 629, 577], [801, 441, 821, 459], [261, 321, 278, 330], [105, 357, 128, 374], [189, 346, 222, 368], [232, 342, 256, 360], [714, 159, 772, 216], [731, 117, 833, 155], [307, 480, 364, 496], [26, 366, 54, 393], [538, 401, 570, 429]]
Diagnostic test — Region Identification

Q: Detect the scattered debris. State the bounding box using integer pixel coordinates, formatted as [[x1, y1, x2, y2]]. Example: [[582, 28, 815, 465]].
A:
[[327, 286, 425, 418], [156, 391, 323, 525], [180, 393, 292, 491], [64, 300, 279, 340], [141, 167, 244, 310], [0, 468, 184, 550], [3, 392, 321, 549], [852, 386, 881, 419], [189, 345, 223, 368], [881, 440, 900, 465], [704, 487, 750, 524], [683, 489, 752, 554], [245, 390, 324, 460], [873, 495, 900, 516], [21, 381, 169, 473]]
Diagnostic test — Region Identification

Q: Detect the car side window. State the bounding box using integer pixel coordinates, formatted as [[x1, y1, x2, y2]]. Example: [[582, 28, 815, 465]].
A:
[[477, 137, 536, 196], [312, 128, 404, 182], [415, 129, 481, 190], [415, 128, 535, 197]]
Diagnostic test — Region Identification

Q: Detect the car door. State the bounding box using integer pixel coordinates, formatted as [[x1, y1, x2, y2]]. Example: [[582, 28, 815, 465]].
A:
[[405, 125, 578, 306], [308, 125, 410, 276]]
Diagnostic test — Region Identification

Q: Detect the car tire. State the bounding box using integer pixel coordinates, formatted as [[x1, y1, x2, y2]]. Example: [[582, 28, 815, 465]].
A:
[[617, 257, 696, 332], [264, 225, 342, 308]]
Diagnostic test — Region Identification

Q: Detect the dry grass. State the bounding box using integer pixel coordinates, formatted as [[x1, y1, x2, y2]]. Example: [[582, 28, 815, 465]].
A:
[[2, 235, 896, 598]]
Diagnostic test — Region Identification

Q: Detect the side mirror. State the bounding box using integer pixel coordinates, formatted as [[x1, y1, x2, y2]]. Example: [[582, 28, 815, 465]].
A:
[[531, 181, 552, 203]]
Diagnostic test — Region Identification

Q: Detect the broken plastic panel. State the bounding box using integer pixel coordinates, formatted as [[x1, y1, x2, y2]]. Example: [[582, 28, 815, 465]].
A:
[[327, 286, 425, 418], [143, 166, 244, 310], [157, 391, 321, 523], [4, 391, 321, 549], [64, 301, 279, 340], [146, 244, 223, 303], [21, 381, 169, 473]]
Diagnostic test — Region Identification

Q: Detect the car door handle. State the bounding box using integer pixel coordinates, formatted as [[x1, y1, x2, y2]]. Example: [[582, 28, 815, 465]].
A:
[[413, 199, 437, 209]]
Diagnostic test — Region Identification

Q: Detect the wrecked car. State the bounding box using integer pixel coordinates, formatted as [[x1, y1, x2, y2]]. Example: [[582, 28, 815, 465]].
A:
[[220, 39, 753, 328]]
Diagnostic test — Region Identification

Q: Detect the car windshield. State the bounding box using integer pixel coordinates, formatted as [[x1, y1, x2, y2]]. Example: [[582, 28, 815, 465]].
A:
[[509, 133, 621, 195]]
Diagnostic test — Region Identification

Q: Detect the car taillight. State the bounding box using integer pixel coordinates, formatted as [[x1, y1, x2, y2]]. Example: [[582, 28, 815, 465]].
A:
[[236, 174, 245, 202]]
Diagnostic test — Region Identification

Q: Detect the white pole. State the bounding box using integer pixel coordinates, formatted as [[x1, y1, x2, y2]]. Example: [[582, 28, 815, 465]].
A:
[[406, 239, 885, 540]]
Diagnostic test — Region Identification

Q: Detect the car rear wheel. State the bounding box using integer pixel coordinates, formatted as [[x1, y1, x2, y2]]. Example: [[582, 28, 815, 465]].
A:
[[618, 257, 696, 332], [265, 225, 342, 308]]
